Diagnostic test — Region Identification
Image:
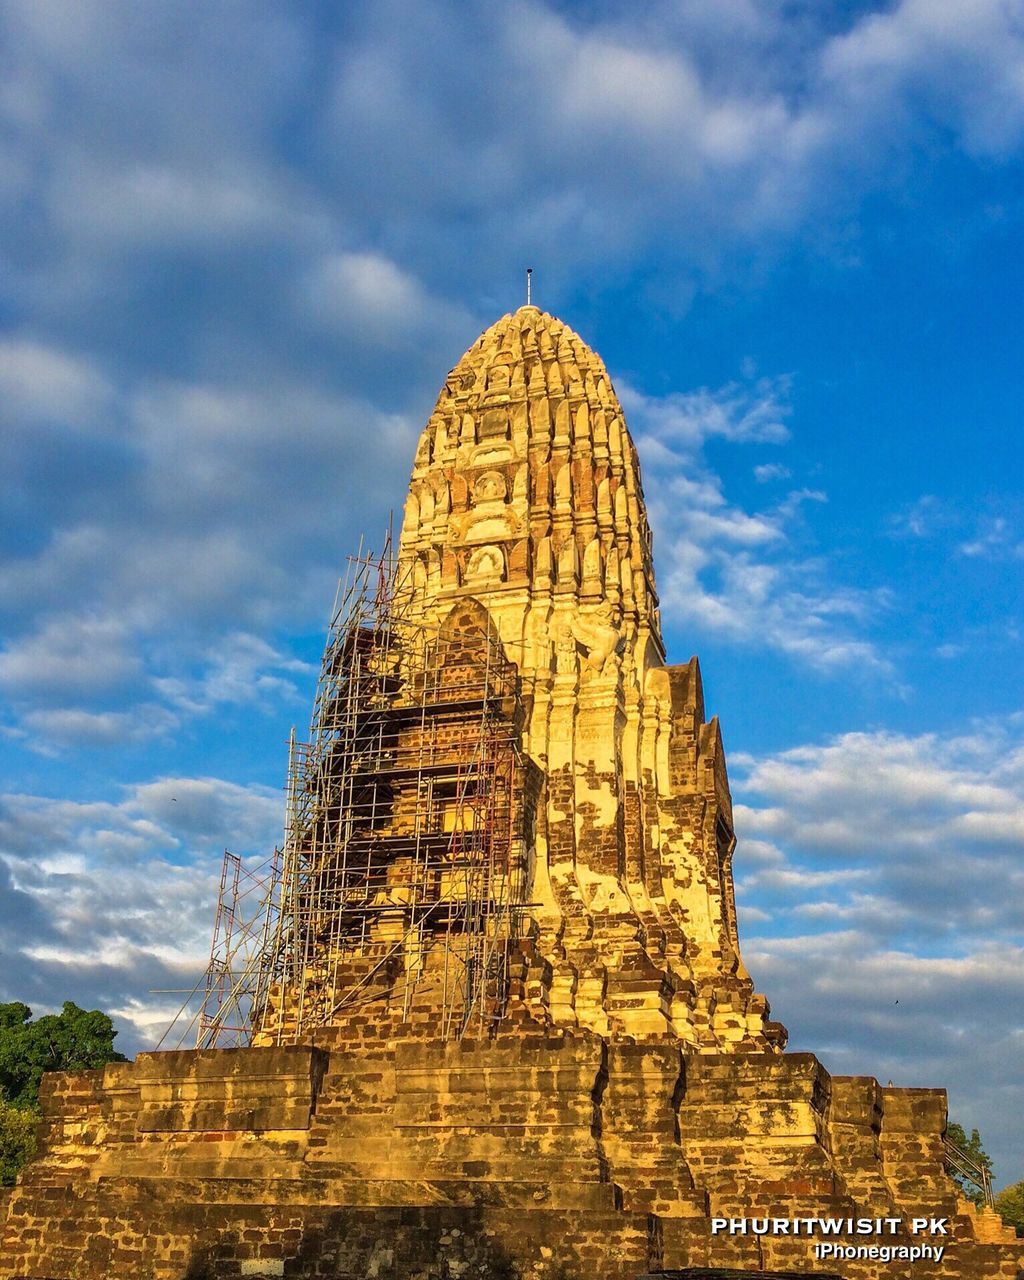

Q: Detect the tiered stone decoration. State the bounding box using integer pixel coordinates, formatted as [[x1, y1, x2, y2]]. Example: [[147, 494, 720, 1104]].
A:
[[396, 305, 783, 1050]]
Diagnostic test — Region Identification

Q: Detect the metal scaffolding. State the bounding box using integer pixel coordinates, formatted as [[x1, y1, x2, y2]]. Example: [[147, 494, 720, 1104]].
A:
[[196, 849, 281, 1048], [187, 542, 529, 1047]]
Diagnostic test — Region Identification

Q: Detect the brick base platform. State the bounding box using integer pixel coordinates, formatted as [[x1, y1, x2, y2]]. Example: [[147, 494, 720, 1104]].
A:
[[1, 1036, 1020, 1280]]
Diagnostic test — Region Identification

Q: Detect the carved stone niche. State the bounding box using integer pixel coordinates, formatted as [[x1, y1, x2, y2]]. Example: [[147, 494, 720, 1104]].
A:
[[479, 406, 510, 440], [486, 361, 513, 393], [471, 470, 508, 505], [459, 468, 519, 546], [465, 544, 506, 583]]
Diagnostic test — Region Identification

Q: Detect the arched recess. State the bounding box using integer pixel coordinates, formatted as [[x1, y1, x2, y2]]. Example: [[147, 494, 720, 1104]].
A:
[[466, 543, 506, 583], [437, 597, 509, 672]]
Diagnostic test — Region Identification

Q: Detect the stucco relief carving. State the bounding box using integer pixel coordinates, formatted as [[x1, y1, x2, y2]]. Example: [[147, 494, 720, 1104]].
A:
[[465, 544, 505, 582], [573, 607, 623, 673], [471, 470, 507, 503]]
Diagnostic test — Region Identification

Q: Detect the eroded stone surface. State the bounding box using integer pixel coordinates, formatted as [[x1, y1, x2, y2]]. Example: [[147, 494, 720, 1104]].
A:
[[390, 305, 782, 1050], [1, 1039, 1020, 1278]]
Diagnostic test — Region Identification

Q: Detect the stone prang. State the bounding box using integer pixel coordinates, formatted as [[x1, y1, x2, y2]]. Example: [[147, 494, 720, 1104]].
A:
[[391, 306, 782, 1050]]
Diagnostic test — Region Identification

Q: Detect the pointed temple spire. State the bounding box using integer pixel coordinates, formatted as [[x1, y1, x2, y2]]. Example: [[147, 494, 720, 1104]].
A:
[[394, 306, 784, 1047]]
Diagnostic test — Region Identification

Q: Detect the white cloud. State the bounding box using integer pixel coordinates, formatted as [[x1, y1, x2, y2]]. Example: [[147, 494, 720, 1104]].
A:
[[0, 337, 112, 426], [299, 250, 478, 356], [891, 498, 1023, 561], [304, 251, 429, 329], [124, 776, 283, 849], [54, 160, 325, 250], [889, 494, 948, 539], [624, 376, 888, 674], [0, 371, 418, 746], [736, 726, 1024, 863], [0, 776, 283, 1048], [20, 704, 180, 750], [620, 377, 791, 448], [822, 0, 1024, 158], [959, 516, 1024, 560], [0, 615, 142, 700], [153, 633, 313, 717], [753, 462, 792, 483], [732, 716, 1024, 1184]]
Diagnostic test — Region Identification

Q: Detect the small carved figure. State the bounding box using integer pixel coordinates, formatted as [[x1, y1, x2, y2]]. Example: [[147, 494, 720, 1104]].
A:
[[572, 607, 622, 673], [472, 470, 507, 504], [466, 544, 505, 581], [555, 622, 578, 674]]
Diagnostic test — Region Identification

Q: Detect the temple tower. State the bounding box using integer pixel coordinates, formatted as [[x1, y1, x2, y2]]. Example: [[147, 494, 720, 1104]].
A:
[[394, 305, 781, 1048], [253, 305, 783, 1051]]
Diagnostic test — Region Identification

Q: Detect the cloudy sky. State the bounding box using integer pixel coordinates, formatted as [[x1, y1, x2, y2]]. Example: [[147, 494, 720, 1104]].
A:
[[1, 0, 1022, 1186]]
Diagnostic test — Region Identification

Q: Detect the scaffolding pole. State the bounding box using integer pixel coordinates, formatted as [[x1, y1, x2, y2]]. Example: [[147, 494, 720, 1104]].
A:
[[186, 542, 529, 1048]]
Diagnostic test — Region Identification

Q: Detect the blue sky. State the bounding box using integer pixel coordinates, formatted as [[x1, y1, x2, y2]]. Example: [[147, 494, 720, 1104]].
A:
[[0, 0, 1021, 1186]]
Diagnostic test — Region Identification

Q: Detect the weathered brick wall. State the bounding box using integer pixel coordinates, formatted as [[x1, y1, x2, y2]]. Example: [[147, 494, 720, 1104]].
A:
[[2, 1037, 1021, 1279]]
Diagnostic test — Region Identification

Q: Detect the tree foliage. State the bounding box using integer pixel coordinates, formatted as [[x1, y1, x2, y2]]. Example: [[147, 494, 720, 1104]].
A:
[[0, 1000, 127, 1185], [0, 1100, 37, 1187], [945, 1120, 995, 1208], [994, 1180, 1024, 1237], [0, 1001, 127, 1110]]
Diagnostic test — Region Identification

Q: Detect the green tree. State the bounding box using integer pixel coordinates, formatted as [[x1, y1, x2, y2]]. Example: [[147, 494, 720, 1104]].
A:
[[994, 1180, 1024, 1237], [945, 1121, 995, 1208], [0, 1099, 37, 1186], [0, 1001, 128, 1186], [0, 1000, 127, 1110]]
